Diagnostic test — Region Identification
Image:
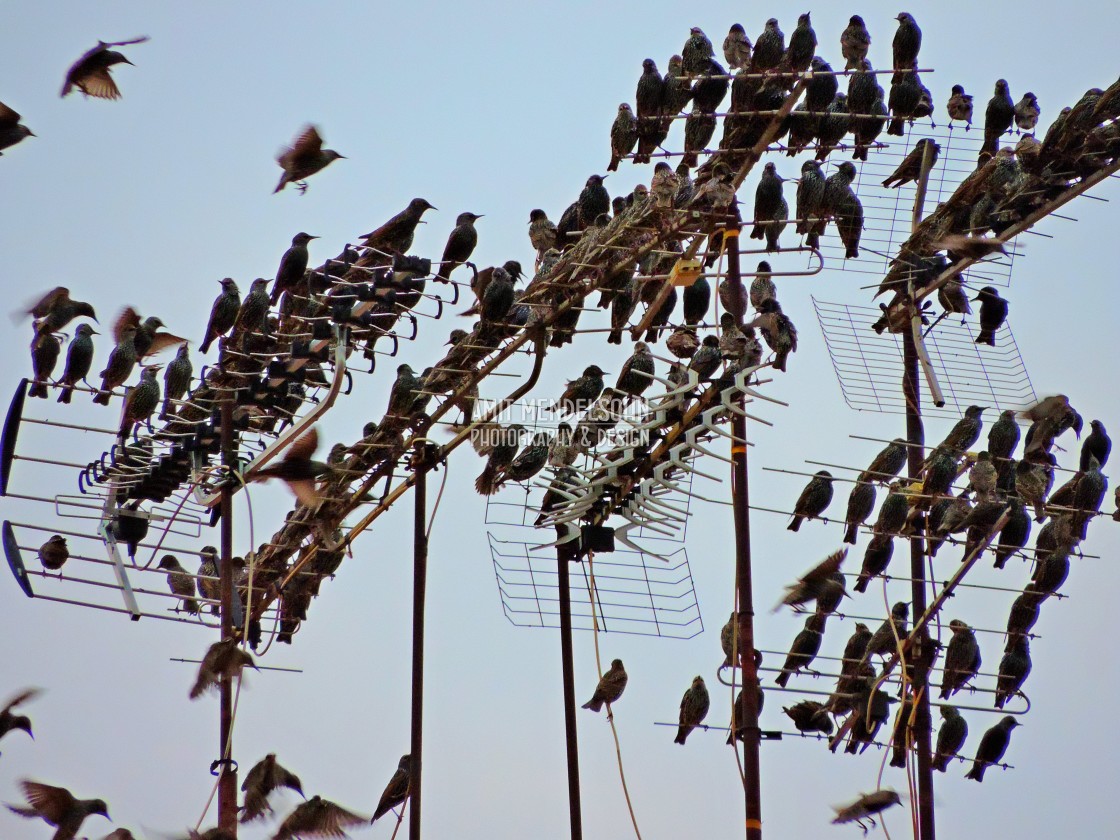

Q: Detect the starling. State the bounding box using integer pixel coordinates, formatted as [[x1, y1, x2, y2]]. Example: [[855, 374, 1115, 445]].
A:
[[273, 796, 367, 839], [843, 481, 877, 544], [6, 780, 110, 837], [91, 325, 137, 405], [835, 184, 864, 259], [777, 549, 848, 614], [663, 327, 697, 361], [38, 534, 69, 570], [156, 554, 200, 615], [60, 36, 148, 99], [847, 58, 879, 117], [727, 679, 766, 744], [752, 18, 785, 72], [994, 635, 1031, 709], [1015, 458, 1050, 522], [200, 278, 240, 354], [582, 659, 628, 712], [863, 601, 909, 664], [663, 54, 693, 117], [720, 611, 739, 667], [650, 161, 679, 208], [233, 278, 271, 338], [372, 755, 411, 822], [250, 427, 333, 509], [973, 286, 1008, 345], [892, 13, 922, 72], [480, 265, 515, 325], [475, 424, 523, 495], [787, 470, 834, 531], [160, 343, 192, 420], [937, 404, 986, 454], [882, 138, 939, 188], [197, 547, 220, 613], [748, 262, 776, 311], [616, 342, 656, 399], [499, 431, 550, 488], [854, 534, 894, 593], [26, 287, 98, 338], [633, 59, 665, 165], [0, 100, 34, 154], [387, 363, 422, 419], [932, 705, 968, 772], [781, 700, 832, 736], [241, 754, 303, 823], [947, 85, 974, 128], [983, 410, 1019, 469], [723, 24, 752, 70], [1081, 420, 1111, 470], [578, 175, 611, 225], [607, 276, 638, 345], [792, 159, 827, 248], [681, 274, 711, 326], [839, 622, 873, 677], [887, 72, 922, 136], [840, 15, 871, 70], [273, 125, 345, 194], [1006, 591, 1041, 643], [434, 212, 482, 284], [681, 27, 715, 75], [190, 638, 256, 699], [0, 688, 40, 745], [1014, 92, 1040, 133], [939, 619, 981, 698], [873, 481, 909, 536], [28, 331, 61, 399], [774, 613, 825, 687], [831, 790, 901, 830], [535, 467, 580, 527], [966, 715, 1018, 781], [674, 676, 710, 744], [1070, 455, 1107, 540], [785, 13, 816, 73], [820, 160, 857, 223], [118, 364, 161, 439], [607, 103, 638, 171], [361, 198, 437, 255], [692, 58, 729, 115], [747, 298, 797, 372], [980, 80, 1015, 166], [814, 93, 851, 161], [270, 232, 318, 306], [682, 106, 716, 169], [1029, 545, 1070, 597], [528, 209, 557, 259], [994, 500, 1031, 569], [556, 365, 606, 415], [111, 310, 185, 361], [859, 438, 908, 485], [968, 450, 998, 497]]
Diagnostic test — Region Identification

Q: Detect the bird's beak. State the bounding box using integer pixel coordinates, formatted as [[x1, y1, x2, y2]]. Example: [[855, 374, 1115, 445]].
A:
[[309, 235, 320, 240], [89, 328, 100, 335], [122, 57, 135, 65], [337, 154, 348, 159], [895, 13, 904, 20], [27, 130, 36, 137]]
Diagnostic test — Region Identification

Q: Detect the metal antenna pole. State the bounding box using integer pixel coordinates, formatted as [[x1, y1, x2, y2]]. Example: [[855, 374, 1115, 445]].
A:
[[217, 397, 238, 836], [409, 447, 430, 840], [726, 228, 763, 840], [557, 543, 583, 840]]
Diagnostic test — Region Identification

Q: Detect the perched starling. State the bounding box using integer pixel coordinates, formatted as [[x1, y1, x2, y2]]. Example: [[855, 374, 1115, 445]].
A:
[[535, 467, 580, 527], [882, 138, 939, 188], [372, 755, 411, 823], [387, 363, 422, 419], [966, 715, 1018, 781], [840, 15, 871, 70], [1081, 420, 1111, 470], [91, 325, 137, 405], [785, 13, 817, 73], [831, 790, 901, 830], [0, 100, 33, 154], [475, 424, 523, 495], [750, 163, 785, 243], [498, 431, 550, 489], [752, 18, 785, 72], [480, 265, 515, 325], [720, 611, 739, 667], [233, 278, 271, 341], [607, 276, 638, 345], [1070, 455, 1107, 540], [665, 327, 698, 360], [1014, 92, 1040, 133], [994, 501, 1031, 569], [663, 54, 693, 116], [272, 796, 367, 839], [692, 58, 729, 115], [633, 59, 665, 164], [820, 160, 858, 225], [679, 274, 710, 327], [39, 535, 69, 570], [607, 103, 638, 171], [746, 264, 775, 313], [190, 638, 256, 699], [616, 342, 656, 399], [273, 125, 345, 194], [994, 635, 1031, 709], [682, 106, 716, 169], [932, 705, 968, 772], [1030, 544, 1070, 598], [783, 699, 834, 735], [939, 619, 981, 699], [118, 364, 161, 439], [727, 678, 766, 744], [863, 601, 909, 664], [839, 622, 873, 676], [984, 411, 1019, 469], [787, 470, 834, 531], [270, 232, 317, 306], [60, 36, 148, 99], [747, 298, 797, 372], [854, 534, 894, 593], [158, 555, 199, 615], [577, 175, 610, 227], [362, 198, 437, 255], [980, 80, 1015, 166], [159, 344, 192, 420], [197, 547, 220, 614], [887, 72, 922, 136], [1015, 458, 1050, 522], [527, 209, 558, 259], [815, 93, 851, 160], [28, 331, 61, 399], [791, 160, 826, 249], [847, 58, 879, 118], [843, 481, 877, 544], [674, 676, 710, 744], [1006, 591, 1041, 643], [0, 689, 40, 745], [967, 450, 998, 497], [892, 13, 922, 72], [947, 85, 974, 128], [556, 366, 606, 415], [582, 659, 628, 712], [681, 27, 715, 75], [6, 780, 109, 837], [774, 613, 825, 687], [650, 161, 679, 208], [937, 405, 986, 454], [199, 278, 240, 355], [684, 334, 721, 381], [835, 185, 864, 259], [723, 23, 752, 70], [873, 482, 909, 536], [859, 438, 909, 485], [250, 427, 333, 509], [241, 754, 303, 823], [434, 212, 482, 284]]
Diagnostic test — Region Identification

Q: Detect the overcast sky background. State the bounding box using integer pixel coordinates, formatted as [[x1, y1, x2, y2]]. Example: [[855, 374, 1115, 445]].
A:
[[2, 2, 1118, 838]]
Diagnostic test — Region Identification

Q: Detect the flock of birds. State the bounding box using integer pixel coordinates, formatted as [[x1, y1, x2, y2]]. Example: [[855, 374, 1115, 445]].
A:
[[5, 12, 1120, 840]]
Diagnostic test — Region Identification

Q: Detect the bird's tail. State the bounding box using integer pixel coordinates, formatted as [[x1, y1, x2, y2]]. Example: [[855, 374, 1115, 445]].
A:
[[978, 135, 997, 166], [273, 173, 289, 194], [241, 792, 268, 823], [93, 390, 111, 405], [681, 151, 698, 169], [814, 144, 833, 162], [774, 671, 790, 688], [774, 351, 788, 373], [673, 727, 689, 745], [843, 523, 858, 544], [475, 465, 499, 495], [854, 144, 868, 162], [887, 118, 905, 136], [845, 243, 860, 259], [974, 328, 994, 346], [806, 229, 821, 249], [931, 753, 949, 773], [57, 384, 73, 404], [185, 597, 200, 616], [28, 380, 47, 399], [890, 752, 907, 769], [582, 698, 603, 713], [965, 762, 985, 782], [853, 574, 869, 594], [200, 333, 215, 354], [269, 286, 282, 307], [608, 154, 621, 172], [787, 516, 803, 532], [749, 221, 765, 240]]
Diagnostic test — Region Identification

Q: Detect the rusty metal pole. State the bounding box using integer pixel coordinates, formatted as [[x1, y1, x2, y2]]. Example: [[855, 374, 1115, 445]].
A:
[[557, 544, 583, 840], [725, 227, 763, 840], [409, 448, 429, 840], [217, 398, 238, 836]]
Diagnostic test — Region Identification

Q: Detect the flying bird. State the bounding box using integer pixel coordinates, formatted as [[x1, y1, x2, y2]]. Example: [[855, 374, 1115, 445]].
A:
[[249, 427, 333, 509], [274, 125, 345, 194], [241, 754, 304, 823], [831, 790, 901, 831], [272, 796, 367, 839], [60, 36, 149, 99], [0, 688, 41, 746], [190, 638, 256, 699], [0, 100, 34, 154], [6, 779, 110, 839]]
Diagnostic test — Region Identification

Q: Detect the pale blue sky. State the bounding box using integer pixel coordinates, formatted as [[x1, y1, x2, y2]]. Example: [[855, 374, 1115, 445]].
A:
[[1, 2, 1118, 838]]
